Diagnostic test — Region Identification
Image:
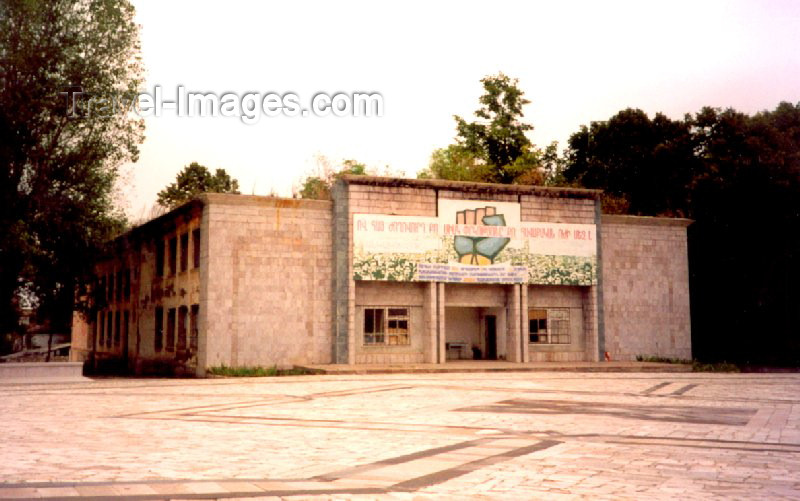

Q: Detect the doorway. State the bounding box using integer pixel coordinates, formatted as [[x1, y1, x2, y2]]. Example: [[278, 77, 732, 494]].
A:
[[485, 315, 497, 360]]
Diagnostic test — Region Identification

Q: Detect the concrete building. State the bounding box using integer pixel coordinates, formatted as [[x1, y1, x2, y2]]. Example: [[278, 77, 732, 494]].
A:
[[71, 176, 692, 375]]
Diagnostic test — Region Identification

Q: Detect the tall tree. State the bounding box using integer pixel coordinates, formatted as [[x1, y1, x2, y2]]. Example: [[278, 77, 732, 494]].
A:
[[157, 162, 240, 209], [0, 0, 145, 339], [454, 73, 537, 184], [562, 103, 800, 365], [563, 108, 697, 216]]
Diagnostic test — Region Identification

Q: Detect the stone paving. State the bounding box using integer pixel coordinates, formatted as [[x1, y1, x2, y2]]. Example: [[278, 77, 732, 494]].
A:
[[0, 372, 798, 499]]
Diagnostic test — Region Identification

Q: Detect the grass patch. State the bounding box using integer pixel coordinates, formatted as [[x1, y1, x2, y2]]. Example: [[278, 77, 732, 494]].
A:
[[207, 365, 315, 377], [692, 361, 741, 373], [635, 355, 740, 372], [635, 355, 692, 365]]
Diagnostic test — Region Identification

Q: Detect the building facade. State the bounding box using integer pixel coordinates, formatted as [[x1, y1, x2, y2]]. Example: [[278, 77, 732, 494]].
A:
[[71, 176, 692, 375]]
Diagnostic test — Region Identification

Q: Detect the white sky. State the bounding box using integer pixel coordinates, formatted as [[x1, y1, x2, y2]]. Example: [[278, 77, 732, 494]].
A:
[[123, 0, 800, 218]]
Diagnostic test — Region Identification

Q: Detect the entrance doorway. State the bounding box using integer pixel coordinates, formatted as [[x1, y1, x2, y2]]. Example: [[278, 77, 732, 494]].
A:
[[485, 315, 497, 360]]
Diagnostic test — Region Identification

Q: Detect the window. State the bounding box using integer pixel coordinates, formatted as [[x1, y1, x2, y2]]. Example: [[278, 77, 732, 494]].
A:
[[107, 273, 114, 302], [155, 240, 165, 277], [166, 308, 176, 352], [190, 304, 199, 351], [106, 311, 113, 348], [123, 310, 129, 349], [115, 270, 123, 302], [192, 228, 201, 269], [180, 233, 189, 272], [177, 306, 188, 351], [154, 307, 163, 352], [364, 307, 409, 345], [123, 269, 130, 301], [98, 311, 105, 349], [168, 237, 177, 276], [529, 308, 570, 344], [114, 310, 121, 347]]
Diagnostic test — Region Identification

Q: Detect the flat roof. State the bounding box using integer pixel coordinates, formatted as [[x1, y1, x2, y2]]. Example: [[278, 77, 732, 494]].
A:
[[339, 175, 603, 199]]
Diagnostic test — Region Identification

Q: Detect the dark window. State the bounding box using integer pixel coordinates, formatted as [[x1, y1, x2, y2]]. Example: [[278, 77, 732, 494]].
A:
[[180, 233, 189, 272], [192, 229, 201, 268], [123, 310, 129, 349], [166, 308, 176, 352], [123, 269, 131, 301], [168, 237, 177, 276], [107, 273, 114, 302], [106, 311, 113, 348], [190, 304, 199, 351], [98, 311, 105, 349], [90, 314, 97, 349], [114, 310, 121, 347], [177, 306, 188, 351], [155, 240, 165, 277], [115, 270, 123, 302], [154, 307, 163, 352]]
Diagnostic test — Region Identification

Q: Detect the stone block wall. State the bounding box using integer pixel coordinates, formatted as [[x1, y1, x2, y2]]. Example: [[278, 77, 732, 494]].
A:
[[202, 195, 333, 370], [600, 215, 692, 361]]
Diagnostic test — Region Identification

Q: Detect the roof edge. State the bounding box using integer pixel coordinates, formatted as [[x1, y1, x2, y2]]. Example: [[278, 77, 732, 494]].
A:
[[601, 214, 693, 227], [338, 175, 602, 199]]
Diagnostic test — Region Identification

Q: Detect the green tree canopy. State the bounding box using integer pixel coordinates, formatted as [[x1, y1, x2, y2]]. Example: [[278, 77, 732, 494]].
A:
[[0, 0, 144, 337], [157, 163, 240, 209], [420, 73, 547, 185], [297, 159, 366, 200], [562, 103, 800, 365]]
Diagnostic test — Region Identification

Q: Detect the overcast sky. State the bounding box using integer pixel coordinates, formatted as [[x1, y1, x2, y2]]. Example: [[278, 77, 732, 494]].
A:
[[124, 0, 800, 218]]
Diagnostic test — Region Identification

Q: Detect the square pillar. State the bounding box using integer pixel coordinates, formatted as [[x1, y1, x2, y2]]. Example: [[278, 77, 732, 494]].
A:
[[425, 281, 437, 363], [508, 284, 522, 362], [521, 284, 529, 363], [437, 282, 446, 364]]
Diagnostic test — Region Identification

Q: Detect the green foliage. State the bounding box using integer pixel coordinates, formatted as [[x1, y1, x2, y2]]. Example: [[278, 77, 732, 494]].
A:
[[157, 162, 240, 209], [422, 73, 547, 185], [0, 0, 144, 336], [635, 355, 692, 364], [298, 159, 367, 200], [565, 103, 800, 365], [207, 365, 315, 377]]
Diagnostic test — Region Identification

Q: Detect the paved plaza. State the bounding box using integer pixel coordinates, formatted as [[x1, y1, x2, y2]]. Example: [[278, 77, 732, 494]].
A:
[[0, 371, 798, 499]]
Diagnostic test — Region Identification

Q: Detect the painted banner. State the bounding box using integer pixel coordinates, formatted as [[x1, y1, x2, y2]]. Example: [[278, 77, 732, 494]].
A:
[[353, 199, 597, 286]]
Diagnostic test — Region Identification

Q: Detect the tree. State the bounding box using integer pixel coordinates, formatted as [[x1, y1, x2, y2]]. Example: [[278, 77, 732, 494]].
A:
[[421, 73, 544, 185], [562, 103, 800, 365], [417, 145, 493, 182], [157, 163, 240, 209], [297, 158, 367, 200], [0, 0, 145, 339], [454, 73, 537, 183], [563, 108, 697, 216]]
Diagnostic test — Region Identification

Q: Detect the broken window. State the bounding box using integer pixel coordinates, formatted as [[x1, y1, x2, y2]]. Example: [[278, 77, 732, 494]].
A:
[[190, 304, 199, 351], [98, 311, 105, 349], [192, 229, 201, 269], [364, 307, 410, 346], [180, 233, 189, 272], [168, 237, 177, 276], [123, 310, 129, 349], [154, 307, 163, 352], [529, 308, 570, 344], [155, 240, 165, 277], [106, 311, 113, 348], [115, 270, 123, 302], [114, 310, 121, 347], [166, 308, 176, 352], [177, 306, 188, 351]]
